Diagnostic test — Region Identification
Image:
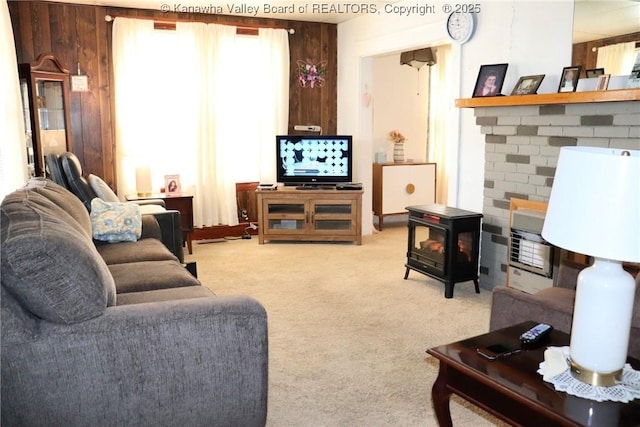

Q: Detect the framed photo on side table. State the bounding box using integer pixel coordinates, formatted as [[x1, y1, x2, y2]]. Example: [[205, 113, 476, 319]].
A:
[[558, 66, 581, 92], [164, 174, 181, 195], [511, 74, 545, 95], [472, 63, 508, 97]]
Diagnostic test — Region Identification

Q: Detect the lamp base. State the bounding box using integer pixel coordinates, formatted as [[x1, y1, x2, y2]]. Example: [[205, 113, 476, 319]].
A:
[[570, 359, 622, 386]]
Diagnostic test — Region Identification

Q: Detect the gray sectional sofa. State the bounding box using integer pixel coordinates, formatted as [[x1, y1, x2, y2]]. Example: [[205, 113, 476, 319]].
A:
[[1, 179, 268, 426]]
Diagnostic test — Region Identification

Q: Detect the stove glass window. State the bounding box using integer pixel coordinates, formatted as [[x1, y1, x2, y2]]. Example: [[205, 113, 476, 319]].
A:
[[411, 224, 447, 273]]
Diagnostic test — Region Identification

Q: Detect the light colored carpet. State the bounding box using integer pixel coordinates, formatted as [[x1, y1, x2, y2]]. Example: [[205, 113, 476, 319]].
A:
[[186, 223, 506, 426]]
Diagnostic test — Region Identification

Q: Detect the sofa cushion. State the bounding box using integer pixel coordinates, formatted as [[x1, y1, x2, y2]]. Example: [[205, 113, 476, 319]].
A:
[[88, 174, 120, 203], [24, 178, 93, 240], [109, 260, 200, 293], [96, 238, 178, 265], [116, 285, 214, 305], [90, 198, 142, 243], [1, 190, 116, 324]]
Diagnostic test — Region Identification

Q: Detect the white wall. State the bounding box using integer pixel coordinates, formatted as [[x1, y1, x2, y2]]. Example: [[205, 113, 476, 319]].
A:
[[1, 0, 28, 198], [338, 0, 574, 235], [371, 53, 430, 163]]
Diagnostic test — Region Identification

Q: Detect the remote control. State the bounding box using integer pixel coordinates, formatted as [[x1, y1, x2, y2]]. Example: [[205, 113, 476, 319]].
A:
[[519, 323, 553, 346]]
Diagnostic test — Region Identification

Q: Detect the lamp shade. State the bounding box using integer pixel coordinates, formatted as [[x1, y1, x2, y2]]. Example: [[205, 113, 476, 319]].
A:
[[542, 147, 640, 263], [400, 48, 436, 69]]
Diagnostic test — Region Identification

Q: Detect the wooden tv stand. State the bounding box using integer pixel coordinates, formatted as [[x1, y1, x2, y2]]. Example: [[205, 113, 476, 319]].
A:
[[256, 186, 363, 245]]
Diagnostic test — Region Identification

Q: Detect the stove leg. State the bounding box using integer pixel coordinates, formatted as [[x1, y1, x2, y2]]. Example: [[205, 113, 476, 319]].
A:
[[404, 267, 410, 279], [473, 279, 480, 294], [444, 282, 454, 299]]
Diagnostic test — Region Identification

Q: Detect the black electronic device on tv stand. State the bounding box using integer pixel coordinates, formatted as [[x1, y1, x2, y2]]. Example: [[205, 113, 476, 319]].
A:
[[336, 182, 363, 190], [295, 184, 337, 190]]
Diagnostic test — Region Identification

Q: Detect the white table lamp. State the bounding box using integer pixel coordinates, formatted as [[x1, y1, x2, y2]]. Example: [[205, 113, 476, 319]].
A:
[[135, 167, 152, 197], [542, 147, 640, 386]]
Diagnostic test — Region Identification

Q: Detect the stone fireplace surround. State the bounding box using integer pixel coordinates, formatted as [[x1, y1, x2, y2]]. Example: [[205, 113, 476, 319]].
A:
[[459, 90, 640, 290]]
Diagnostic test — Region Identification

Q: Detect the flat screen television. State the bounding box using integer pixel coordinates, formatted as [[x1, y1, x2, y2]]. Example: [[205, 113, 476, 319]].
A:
[[276, 135, 353, 186]]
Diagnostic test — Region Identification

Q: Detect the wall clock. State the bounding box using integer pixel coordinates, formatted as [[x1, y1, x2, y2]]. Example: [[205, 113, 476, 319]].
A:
[[446, 12, 476, 44]]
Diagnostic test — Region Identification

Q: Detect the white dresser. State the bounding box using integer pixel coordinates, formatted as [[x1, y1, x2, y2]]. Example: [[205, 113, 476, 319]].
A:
[[372, 162, 436, 230]]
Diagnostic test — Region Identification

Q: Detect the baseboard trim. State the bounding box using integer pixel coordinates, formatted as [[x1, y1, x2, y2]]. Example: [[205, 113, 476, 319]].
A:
[[192, 223, 258, 241]]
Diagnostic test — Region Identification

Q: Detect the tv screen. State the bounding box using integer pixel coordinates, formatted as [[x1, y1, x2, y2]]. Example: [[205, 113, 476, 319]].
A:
[[276, 135, 353, 185]]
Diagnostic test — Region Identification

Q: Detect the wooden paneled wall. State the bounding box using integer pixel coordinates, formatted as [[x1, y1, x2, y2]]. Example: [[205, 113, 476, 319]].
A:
[[8, 1, 337, 189], [572, 32, 640, 77], [10, 1, 115, 184]]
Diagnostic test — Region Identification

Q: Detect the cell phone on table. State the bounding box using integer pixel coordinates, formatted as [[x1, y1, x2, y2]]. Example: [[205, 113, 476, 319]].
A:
[[476, 343, 522, 360]]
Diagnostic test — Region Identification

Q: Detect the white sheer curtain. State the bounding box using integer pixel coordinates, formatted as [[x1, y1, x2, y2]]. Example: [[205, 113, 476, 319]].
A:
[[597, 42, 637, 76], [427, 44, 452, 205], [111, 18, 157, 202], [177, 22, 239, 227], [112, 18, 289, 227], [256, 28, 290, 183], [1, 0, 28, 199]]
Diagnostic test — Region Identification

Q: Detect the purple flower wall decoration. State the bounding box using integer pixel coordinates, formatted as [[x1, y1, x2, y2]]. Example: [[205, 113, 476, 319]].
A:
[[297, 59, 327, 88]]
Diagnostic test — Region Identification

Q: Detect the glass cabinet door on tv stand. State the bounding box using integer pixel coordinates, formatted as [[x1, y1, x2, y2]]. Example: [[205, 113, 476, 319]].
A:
[[263, 199, 307, 233], [19, 53, 73, 177]]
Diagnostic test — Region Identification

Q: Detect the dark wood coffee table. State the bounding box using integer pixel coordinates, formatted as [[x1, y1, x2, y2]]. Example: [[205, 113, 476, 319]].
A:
[[427, 321, 640, 426]]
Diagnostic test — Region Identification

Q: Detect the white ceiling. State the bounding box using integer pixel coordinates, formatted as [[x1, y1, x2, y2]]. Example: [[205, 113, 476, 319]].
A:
[[573, 0, 640, 43], [43, 0, 640, 42]]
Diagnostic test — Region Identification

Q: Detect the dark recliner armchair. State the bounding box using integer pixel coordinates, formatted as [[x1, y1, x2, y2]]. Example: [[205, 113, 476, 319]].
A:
[[46, 153, 185, 262]]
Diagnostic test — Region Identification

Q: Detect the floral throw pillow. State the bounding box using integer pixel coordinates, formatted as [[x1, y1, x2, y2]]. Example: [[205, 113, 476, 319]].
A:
[[90, 198, 142, 243]]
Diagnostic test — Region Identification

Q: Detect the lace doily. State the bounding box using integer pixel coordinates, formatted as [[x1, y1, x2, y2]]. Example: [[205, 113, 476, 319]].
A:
[[538, 346, 640, 402]]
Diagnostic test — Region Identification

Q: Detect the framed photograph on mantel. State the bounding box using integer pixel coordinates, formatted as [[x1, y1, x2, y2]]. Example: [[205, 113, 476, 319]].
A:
[[596, 74, 611, 91], [511, 74, 545, 95], [585, 68, 605, 78], [626, 52, 640, 89], [472, 63, 508, 97], [558, 66, 581, 93], [164, 174, 181, 195]]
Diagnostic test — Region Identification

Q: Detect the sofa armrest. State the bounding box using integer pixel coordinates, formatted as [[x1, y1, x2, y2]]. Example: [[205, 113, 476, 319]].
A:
[[149, 209, 184, 263], [2, 296, 268, 427], [131, 199, 166, 208]]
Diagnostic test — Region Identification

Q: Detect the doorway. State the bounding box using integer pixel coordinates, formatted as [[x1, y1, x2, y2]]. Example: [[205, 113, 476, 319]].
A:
[[370, 44, 452, 206]]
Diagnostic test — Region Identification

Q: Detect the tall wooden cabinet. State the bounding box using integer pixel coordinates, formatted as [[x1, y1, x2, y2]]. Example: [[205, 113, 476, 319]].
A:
[[257, 187, 363, 245], [372, 162, 436, 229], [19, 53, 73, 177]]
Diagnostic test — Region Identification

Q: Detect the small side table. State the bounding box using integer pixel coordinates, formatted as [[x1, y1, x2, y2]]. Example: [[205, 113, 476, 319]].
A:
[[427, 322, 640, 426], [127, 193, 194, 254]]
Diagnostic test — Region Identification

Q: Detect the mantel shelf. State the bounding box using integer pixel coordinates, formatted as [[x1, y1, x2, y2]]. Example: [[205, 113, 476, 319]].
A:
[[455, 88, 640, 108]]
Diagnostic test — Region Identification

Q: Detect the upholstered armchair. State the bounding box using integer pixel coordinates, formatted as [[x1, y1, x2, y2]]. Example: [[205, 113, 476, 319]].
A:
[[490, 259, 640, 360]]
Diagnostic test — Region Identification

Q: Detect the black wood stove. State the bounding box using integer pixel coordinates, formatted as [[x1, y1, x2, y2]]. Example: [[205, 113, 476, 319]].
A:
[[404, 204, 482, 298]]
